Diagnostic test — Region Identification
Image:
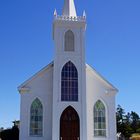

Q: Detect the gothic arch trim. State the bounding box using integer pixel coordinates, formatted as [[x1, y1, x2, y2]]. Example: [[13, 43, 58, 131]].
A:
[[59, 105, 80, 117], [64, 29, 75, 51], [93, 98, 107, 110], [61, 60, 78, 72], [29, 98, 43, 137], [60, 106, 80, 140], [93, 99, 108, 137], [61, 61, 78, 101]]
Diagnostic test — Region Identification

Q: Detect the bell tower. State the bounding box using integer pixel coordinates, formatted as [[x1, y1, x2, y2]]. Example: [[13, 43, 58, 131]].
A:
[[52, 0, 87, 139]]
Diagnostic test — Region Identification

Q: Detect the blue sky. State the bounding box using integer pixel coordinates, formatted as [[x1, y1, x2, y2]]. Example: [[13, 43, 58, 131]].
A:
[[0, 0, 140, 128]]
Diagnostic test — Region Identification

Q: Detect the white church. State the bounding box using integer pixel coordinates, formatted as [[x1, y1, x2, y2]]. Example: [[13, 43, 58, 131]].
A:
[[18, 0, 118, 140]]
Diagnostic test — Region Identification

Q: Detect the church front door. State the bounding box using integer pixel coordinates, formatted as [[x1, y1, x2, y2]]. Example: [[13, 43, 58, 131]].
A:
[[60, 106, 80, 140]]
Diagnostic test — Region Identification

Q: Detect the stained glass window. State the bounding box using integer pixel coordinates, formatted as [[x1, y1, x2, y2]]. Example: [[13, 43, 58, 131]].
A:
[[65, 30, 74, 51], [94, 100, 106, 137], [30, 98, 43, 136], [61, 61, 78, 101]]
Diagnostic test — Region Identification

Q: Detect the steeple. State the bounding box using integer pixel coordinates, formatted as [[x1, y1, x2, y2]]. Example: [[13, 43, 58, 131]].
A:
[[62, 0, 77, 17]]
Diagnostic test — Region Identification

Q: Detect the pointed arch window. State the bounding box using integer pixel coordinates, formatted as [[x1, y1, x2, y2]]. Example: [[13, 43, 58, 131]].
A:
[[61, 61, 78, 101], [94, 100, 106, 137], [30, 98, 43, 136], [64, 30, 75, 51]]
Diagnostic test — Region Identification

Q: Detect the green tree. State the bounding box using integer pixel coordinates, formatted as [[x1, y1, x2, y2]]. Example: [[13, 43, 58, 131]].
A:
[[130, 111, 140, 133], [116, 105, 140, 139], [116, 105, 125, 132], [0, 123, 19, 140]]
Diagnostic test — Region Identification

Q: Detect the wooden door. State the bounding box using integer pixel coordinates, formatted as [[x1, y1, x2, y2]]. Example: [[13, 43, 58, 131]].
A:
[[60, 106, 80, 140]]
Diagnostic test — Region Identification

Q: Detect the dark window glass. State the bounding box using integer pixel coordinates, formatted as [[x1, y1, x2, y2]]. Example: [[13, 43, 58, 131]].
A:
[[61, 61, 78, 101]]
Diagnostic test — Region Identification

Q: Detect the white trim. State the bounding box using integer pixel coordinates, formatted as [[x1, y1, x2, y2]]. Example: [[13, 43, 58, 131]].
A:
[[86, 64, 118, 92], [64, 29, 75, 52], [59, 60, 79, 102], [93, 99, 109, 138], [18, 62, 53, 90], [63, 28, 76, 52], [59, 105, 80, 139], [28, 97, 44, 137]]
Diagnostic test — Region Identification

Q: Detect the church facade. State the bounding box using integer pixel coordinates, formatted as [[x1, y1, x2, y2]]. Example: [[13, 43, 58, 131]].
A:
[[18, 0, 118, 140]]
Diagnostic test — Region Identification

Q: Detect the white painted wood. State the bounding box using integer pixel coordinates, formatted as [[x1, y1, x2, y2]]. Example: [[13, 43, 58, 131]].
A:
[[19, 0, 118, 140], [62, 0, 77, 17]]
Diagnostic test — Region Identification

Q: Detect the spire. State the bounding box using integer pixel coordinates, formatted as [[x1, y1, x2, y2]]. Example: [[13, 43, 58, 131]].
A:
[[83, 10, 86, 18], [62, 0, 77, 17], [54, 9, 57, 17]]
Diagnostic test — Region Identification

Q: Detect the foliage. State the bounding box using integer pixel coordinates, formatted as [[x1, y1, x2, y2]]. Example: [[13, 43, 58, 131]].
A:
[[0, 125, 19, 140], [116, 105, 140, 139]]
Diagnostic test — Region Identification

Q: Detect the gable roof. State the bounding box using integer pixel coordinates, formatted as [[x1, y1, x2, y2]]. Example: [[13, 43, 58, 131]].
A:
[[18, 62, 53, 91], [18, 62, 118, 93], [86, 64, 118, 92]]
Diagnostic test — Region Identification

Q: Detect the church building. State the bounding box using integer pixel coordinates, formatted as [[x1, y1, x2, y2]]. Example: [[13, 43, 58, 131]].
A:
[[18, 0, 118, 140]]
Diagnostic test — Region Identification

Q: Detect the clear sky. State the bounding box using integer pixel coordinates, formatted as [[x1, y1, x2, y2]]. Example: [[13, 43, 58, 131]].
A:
[[0, 0, 140, 128]]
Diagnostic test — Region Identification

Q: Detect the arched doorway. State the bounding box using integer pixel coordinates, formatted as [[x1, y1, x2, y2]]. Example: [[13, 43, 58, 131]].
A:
[[60, 106, 80, 140]]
